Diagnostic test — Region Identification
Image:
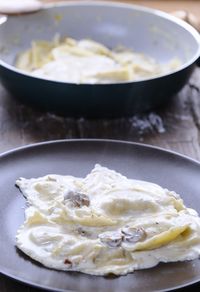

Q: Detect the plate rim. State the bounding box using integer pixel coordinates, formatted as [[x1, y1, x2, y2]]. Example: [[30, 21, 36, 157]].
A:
[[0, 138, 200, 166]]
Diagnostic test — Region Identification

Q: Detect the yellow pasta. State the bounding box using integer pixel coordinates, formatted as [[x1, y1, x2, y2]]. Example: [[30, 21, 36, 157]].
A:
[[16, 164, 200, 276], [16, 36, 181, 84]]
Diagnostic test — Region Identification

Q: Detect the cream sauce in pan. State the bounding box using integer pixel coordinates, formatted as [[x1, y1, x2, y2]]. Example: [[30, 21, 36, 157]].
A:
[[16, 37, 181, 84]]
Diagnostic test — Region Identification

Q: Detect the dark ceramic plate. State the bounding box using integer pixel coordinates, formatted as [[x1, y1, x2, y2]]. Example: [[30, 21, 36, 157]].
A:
[[1, 139, 200, 292]]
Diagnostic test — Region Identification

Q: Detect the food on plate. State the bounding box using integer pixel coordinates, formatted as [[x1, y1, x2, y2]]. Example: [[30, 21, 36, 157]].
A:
[[16, 164, 200, 276], [15, 36, 181, 84]]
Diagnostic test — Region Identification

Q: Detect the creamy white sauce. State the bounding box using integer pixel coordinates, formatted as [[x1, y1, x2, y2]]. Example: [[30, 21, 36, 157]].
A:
[[15, 37, 181, 84], [16, 164, 200, 276], [32, 55, 119, 84]]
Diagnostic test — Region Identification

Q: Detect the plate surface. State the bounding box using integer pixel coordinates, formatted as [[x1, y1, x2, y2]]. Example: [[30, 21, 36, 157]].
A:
[[1, 139, 200, 292]]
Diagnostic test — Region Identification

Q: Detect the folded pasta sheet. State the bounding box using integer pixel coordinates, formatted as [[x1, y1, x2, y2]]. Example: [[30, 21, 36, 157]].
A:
[[15, 36, 181, 84], [16, 164, 200, 275]]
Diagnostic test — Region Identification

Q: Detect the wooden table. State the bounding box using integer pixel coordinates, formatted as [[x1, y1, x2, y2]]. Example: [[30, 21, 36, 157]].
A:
[[0, 1, 200, 291]]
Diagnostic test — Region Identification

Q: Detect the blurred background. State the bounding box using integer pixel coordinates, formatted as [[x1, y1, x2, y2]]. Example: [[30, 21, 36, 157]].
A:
[[45, 0, 200, 18]]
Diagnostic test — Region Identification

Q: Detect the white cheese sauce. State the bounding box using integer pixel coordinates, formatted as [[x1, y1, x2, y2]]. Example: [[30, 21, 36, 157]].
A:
[[16, 164, 200, 275], [15, 37, 181, 84]]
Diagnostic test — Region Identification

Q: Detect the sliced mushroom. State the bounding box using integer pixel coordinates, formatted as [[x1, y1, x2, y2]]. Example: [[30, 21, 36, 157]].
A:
[[64, 258, 72, 266], [121, 226, 146, 243], [98, 231, 122, 248], [47, 176, 57, 182], [64, 191, 90, 207]]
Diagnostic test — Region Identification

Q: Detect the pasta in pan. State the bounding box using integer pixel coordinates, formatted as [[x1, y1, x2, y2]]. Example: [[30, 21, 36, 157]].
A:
[[15, 36, 181, 84]]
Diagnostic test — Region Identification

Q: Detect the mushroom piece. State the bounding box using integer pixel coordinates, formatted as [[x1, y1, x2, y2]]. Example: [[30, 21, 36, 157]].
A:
[[64, 191, 90, 207], [98, 231, 122, 248], [64, 258, 72, 266], [121, 226, 146, 243]]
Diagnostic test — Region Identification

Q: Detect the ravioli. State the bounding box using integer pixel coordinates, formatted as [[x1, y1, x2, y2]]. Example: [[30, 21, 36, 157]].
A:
[[16, 164, 200, 276], [15, 36, 181, 84]]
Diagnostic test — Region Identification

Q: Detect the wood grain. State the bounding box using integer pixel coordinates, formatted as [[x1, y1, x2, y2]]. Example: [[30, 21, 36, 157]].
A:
[[0, 69, 200, 160]]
